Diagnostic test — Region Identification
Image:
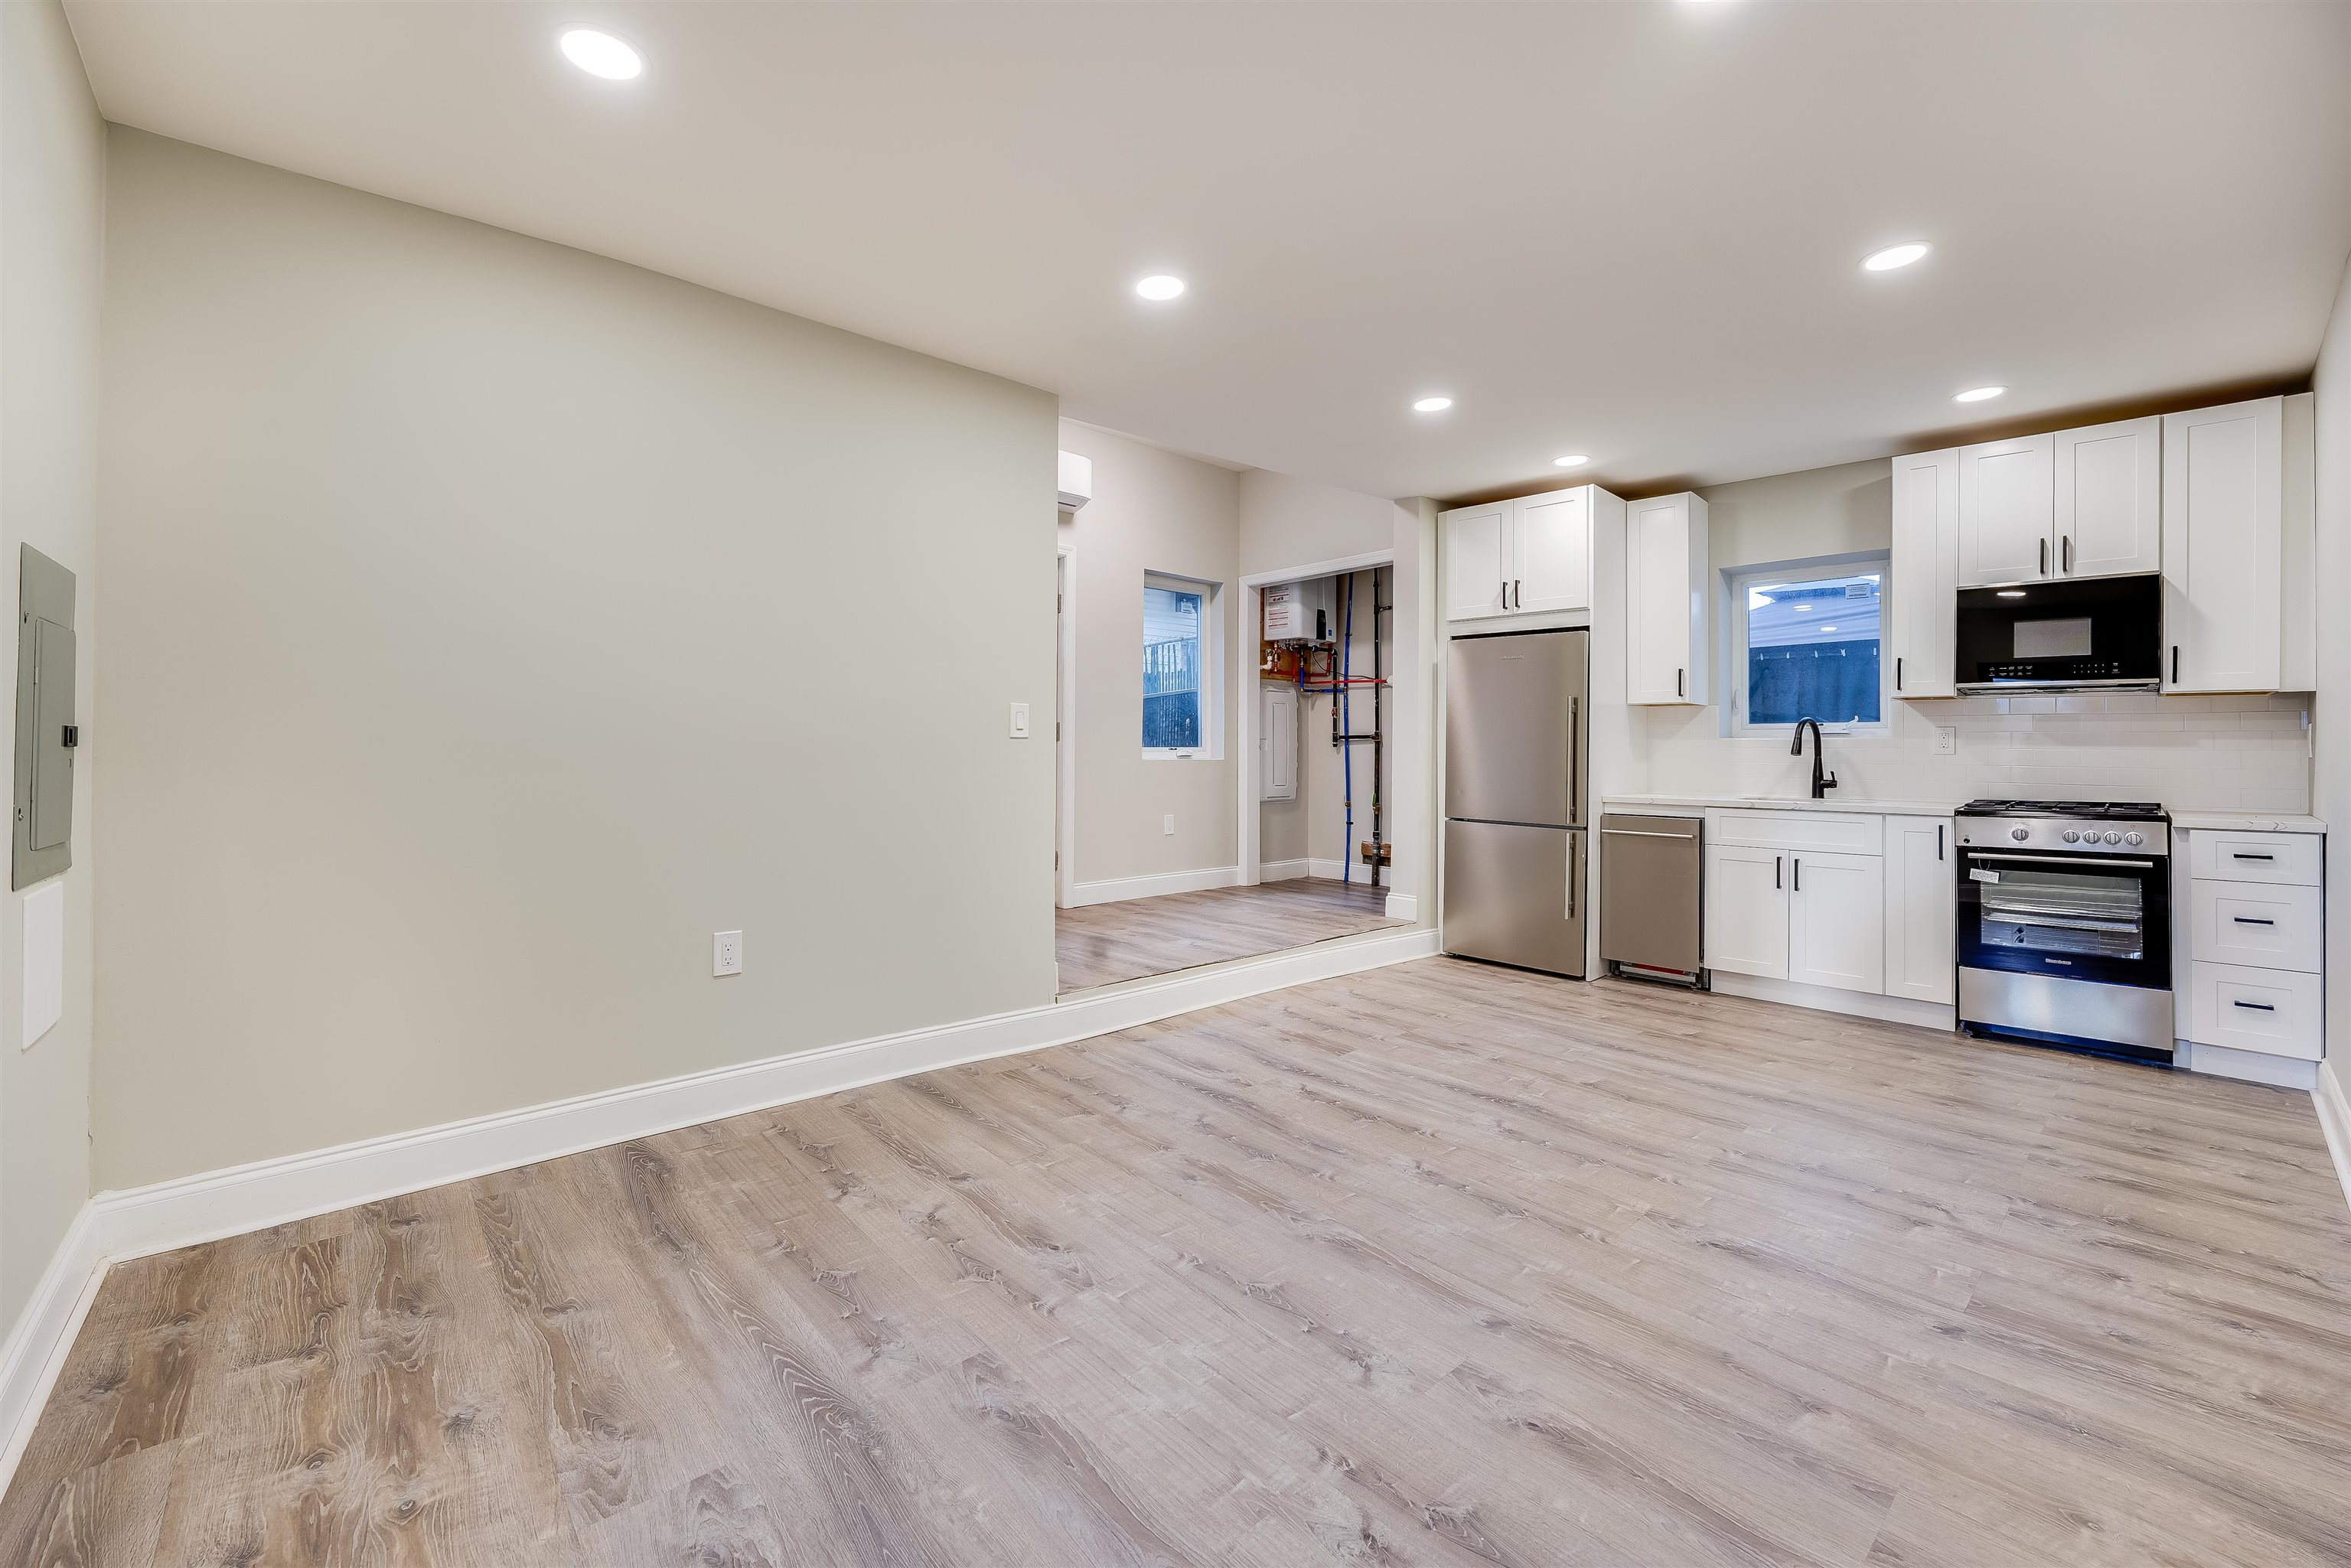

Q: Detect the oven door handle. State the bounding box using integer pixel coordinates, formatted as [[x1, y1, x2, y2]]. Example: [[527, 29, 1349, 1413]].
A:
[[1964, 852, 2157, 869]]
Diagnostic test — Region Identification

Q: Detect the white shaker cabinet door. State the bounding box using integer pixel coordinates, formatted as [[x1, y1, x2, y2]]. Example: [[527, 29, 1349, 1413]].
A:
[[1883, 817, 1955, 1004], [2162, 397, 2281, 693], [1788, 852, 1886, 995], [1957, 433, 2055, 586], [1513, 488, 1590, 614], [1443, 502, 1510, 622], [1704, 843, 1789, 980], [1890, 448, 1959, 699], [2053, 415, 2162, 579]]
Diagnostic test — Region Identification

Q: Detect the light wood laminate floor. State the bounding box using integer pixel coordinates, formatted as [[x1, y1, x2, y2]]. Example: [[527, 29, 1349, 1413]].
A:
[[1056, 875, 1404, 991], [7, 960, 2351, 1566]]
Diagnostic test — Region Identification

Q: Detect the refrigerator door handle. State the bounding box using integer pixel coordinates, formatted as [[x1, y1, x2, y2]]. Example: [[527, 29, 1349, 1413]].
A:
[[1567, 696, 1582, 826], [1565, 832, 1578, 919]]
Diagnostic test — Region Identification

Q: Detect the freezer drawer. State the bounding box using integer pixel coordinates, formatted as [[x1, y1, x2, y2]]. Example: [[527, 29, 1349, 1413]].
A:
[[1599, 815, 1701, 974], [1444, 629, 1586, 827], [1443, 820, 1584, 976]]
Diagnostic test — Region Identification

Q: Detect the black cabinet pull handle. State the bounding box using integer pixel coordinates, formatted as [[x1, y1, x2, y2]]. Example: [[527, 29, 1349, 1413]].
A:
[[2171, 646, 2180, 684], [2232, 852, 2275, 861], [1896, 656, 1904, 690], [2039, 538, 2047, 575], [2232, 1000, 2277, 1012], [1775, 855, 1782, 890], [1937, 824, 1945, 861], [1676, 667, 1684, 698], [1793, 859, 1802, 892], [2232, 916, 2277, 926], [2062, 536, 2071, 572]]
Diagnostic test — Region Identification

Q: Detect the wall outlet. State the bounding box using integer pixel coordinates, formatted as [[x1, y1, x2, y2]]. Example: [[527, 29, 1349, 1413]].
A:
[[1933, 727, 1958, 756], [1162, 813, 1176, 835], [712, 931, 743, 976], [1008, 701, 1030, 738]]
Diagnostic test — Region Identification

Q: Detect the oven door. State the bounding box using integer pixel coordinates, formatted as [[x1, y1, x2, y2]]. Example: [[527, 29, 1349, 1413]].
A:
[[1955, 848, 2170, 991]]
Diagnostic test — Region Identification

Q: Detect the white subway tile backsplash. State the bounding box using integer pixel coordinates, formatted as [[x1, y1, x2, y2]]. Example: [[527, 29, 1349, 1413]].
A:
[[1638, 693, 2311, 812]]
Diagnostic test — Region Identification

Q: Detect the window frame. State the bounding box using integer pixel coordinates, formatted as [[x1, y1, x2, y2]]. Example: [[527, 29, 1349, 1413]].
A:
[[1724, 553, 1890, 738], [1140, 570, 1224, 761]]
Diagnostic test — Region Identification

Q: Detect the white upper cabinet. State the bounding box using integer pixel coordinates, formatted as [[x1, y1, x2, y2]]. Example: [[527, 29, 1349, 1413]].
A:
[[1512, 488, 1590, 614], [2053, 415, 2162, 579], [1626, 492, 1707, 705], [1889, 448, 1959, 699], [1441, 501, 1510, 621], [1956, 434, 2055, 585], [2163, 396, 2282, 693], [1442, 486, 1609, 625]]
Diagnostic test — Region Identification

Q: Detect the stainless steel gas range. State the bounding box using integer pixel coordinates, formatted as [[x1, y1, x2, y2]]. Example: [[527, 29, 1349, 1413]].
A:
[[1954, 800, 2173, 1063]]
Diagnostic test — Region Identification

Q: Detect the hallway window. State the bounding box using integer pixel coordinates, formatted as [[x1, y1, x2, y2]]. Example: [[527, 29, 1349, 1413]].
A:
[[1143, 573, 1216, 755], [1730, 561, 1885, 732]]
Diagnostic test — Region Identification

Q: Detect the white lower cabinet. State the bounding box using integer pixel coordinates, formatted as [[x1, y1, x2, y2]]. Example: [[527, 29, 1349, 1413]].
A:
[[1882, 816, 1956, 1004], [1704, 843, 1792, 980], [1787, 852, 1885, 993], [2177, 827, 2324, 1077], [1704, 813, 1904, 999], [2189, 963, 2322, 1061]]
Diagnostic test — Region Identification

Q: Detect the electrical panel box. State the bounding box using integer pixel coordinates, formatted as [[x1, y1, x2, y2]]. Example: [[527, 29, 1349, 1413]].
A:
[[14, 545, 78, 889]]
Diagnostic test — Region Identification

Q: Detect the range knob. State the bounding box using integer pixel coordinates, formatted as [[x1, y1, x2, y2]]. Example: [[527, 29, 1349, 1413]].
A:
[[2010, 826, 2030, 842], [2104, 830, 2124, 845], [2062, 830, 2081, 843], [2124, 831, 2145, 847]]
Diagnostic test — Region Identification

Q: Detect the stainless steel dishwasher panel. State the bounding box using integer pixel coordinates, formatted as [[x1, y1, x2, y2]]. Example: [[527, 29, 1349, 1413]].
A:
[[1599, 814, 1703, 977]]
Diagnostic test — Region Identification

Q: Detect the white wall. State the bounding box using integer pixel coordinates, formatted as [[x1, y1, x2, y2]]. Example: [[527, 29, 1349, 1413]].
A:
[[0, 0, 102, 1337], [93, 131, 1061, 1191], [1638, 458, 2316, 810], [1056, 421, 1241, 891], [2312, 249, 2351, 1058]]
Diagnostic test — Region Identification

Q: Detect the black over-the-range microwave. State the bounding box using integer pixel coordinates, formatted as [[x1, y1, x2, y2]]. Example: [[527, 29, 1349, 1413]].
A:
[[1953, 572, 2164, 693]]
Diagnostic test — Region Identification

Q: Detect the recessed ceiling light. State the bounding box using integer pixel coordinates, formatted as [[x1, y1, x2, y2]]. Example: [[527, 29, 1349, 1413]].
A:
[[1553, 454, 1590, 468], [1954, 385, 2007, 403], [1413, 396, 1453, 413], [1862, 242, 1931, 272], [559, 28, 643, 80], [1997, 589, 2027, 598], [1134, 275, 1185, 302], [1792, 604, 1813, 613], [1820, 625, 1839, 633]]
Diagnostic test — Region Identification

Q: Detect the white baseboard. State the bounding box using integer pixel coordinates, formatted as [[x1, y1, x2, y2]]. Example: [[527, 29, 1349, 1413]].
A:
[[0, 1202, 109, 1488], [2315, 1059, 2351, 1220], [1258, 858, 1351, 884], [1384, 892, 1418, 921], [2179, 1040, 2320, 1091], [1067, 865, 1241, 906], [1707, 971, 1957, 1032]]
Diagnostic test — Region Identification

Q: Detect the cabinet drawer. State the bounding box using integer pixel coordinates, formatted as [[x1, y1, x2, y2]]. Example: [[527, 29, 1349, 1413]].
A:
[[2187, 830, 2321, 886], [1707, 810, 1882, 856], [2189, 962, 2322, 1060], [2187, 880, 2322, 973]]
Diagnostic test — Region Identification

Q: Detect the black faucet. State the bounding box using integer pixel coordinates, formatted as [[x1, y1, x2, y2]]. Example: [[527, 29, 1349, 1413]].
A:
[[1790, 718, 1838, 800]]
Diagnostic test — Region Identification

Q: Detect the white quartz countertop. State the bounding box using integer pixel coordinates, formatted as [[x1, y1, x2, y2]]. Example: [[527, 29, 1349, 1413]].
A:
[[2166, 812, 2326, 834], [1601, 793, 1963, 819]]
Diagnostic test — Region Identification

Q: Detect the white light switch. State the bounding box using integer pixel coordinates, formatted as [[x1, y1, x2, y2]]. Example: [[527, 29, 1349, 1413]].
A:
[[1934, 727, 1958, 756], [1163, 814, 1176, 836], [712, 930, 743, 976], [1009, 702, 1030, 738]]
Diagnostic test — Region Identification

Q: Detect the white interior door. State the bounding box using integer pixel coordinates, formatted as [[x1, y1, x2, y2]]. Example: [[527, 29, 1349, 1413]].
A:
[[1443, 503, 1508, 621], [1704, 843, 1789, 979], [1512, 489, 1590, 614], [1957, 434, 2055, 585]]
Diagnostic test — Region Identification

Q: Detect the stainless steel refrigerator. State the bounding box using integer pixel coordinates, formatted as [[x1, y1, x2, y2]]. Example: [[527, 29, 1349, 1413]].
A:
[[1443, 628, 1588, 976]]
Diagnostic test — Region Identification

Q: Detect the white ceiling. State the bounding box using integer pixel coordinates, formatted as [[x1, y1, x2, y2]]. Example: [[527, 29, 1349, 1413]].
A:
[[63, 1, 2351, 500]]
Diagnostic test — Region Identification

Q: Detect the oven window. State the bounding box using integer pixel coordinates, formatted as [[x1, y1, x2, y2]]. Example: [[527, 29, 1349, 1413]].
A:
[[1972, 865, 2145, 961]]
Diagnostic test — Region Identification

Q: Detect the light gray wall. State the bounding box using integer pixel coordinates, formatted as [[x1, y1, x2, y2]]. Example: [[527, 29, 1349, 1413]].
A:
[[2312, 249, 2351, 1060], [94, 130, 1060, 1191], [1237, 468, 1392, 579], [0, 0, 103, 1335], [1056, 421, 1241, 888]]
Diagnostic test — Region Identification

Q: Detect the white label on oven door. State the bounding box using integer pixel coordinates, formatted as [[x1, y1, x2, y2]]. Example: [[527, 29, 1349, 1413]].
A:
[[1969, 867, 2001, 883]]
